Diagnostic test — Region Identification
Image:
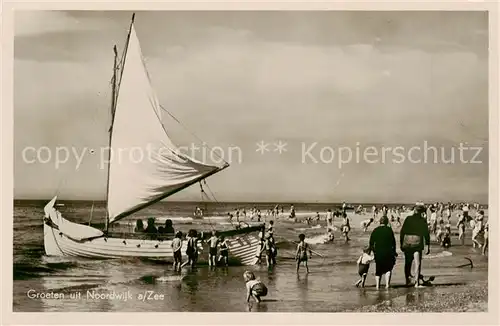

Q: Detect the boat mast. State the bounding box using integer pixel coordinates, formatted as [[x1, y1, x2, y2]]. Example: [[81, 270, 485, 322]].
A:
[[104, 13, 135, 232], [104, 46, 118, 232]]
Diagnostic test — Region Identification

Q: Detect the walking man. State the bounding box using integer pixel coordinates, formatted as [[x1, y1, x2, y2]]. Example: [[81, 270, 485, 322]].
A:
[[400, 202, 431, 287]]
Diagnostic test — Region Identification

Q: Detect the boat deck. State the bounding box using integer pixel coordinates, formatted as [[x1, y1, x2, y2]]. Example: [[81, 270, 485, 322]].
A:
[[91, 222, 265, 241]]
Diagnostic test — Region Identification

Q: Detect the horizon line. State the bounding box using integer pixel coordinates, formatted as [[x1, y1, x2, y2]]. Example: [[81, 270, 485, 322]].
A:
[[13, 198, 488, 205]]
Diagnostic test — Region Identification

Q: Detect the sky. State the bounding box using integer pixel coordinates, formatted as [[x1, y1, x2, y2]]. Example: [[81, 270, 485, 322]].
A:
[[14, 10, 489, 203]]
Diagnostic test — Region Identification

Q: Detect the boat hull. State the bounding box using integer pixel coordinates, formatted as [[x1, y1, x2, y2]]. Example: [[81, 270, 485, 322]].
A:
[[43, 197, 263, 266], [44, 220, 262, 265]]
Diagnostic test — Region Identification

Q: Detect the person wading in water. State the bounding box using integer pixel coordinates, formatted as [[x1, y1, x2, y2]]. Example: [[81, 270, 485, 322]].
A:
[[369, 216, 397, 289], [400, 203, 431, 287]]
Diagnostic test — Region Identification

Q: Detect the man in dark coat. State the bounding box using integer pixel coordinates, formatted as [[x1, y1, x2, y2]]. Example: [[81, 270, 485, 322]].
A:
[[400, 203, 431, 287]]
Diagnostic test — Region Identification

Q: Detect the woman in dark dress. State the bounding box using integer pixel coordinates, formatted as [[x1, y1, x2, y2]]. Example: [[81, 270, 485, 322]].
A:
[[369, 216, 397, 289]]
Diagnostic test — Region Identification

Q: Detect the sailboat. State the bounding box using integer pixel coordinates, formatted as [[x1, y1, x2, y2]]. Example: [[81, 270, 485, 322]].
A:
[[42, 13, 264, 265]]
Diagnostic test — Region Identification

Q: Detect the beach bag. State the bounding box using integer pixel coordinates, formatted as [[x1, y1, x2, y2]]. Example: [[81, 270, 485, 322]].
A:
[[252, 282, 268, 296], [401, 234, 422, 251]]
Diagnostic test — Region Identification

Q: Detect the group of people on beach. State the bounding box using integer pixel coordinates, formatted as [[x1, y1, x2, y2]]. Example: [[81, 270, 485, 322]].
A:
[[131, 199, 487, 303], [256, 221, 278, 266], [134, 218, 175, 236], [354, 203, 430, 289], [354, 201, 488, 290], [133, 218, 231, 271], [172, 229, 230, 271]]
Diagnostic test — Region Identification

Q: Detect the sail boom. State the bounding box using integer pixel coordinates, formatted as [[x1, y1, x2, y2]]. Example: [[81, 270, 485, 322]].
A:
[[108, 163, 228, 225]]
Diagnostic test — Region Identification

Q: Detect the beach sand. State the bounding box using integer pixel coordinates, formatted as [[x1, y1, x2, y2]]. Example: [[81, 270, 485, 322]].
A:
[[349, 280, 487, 312]]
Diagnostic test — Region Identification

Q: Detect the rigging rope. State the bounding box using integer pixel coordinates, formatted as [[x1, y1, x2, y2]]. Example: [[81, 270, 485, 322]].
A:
[[158, 104, 228, 165], [199, 180, 239, 230], [199, 182, 216, 231]]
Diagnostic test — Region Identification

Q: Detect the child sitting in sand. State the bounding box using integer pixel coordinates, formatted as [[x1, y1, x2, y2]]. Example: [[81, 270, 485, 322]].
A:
[[324, 228, 335, 243], [296, 233, 312, 273], [244, 271, 268, 303], [355, 246, 374, 288]]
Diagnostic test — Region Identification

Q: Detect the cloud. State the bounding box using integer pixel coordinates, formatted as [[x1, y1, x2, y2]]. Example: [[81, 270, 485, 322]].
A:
[[13, 12, 488, 202], [15, 11, 92, 37]]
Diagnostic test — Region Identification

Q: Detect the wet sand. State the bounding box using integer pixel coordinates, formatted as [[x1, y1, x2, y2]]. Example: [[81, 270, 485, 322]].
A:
[[349, 280, 487, 312]]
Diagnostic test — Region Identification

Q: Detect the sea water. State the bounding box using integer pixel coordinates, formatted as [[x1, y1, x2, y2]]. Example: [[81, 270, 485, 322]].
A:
[[13, 201, 488, 312]]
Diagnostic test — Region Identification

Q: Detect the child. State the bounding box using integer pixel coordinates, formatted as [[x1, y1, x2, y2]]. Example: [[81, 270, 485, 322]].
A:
[[456, 213, 466, 245], [243, 271, 268, 303], [258, 233, 276, 266], [441, 220, 452, 248], [326, 209, 334, 229], [472, 210, 485, 249], [482, 222, 488, 255], [218, 236, 229, 266], [341, 213, 351, 243], [296, 233, 312, 273], [444, 205, 451, 223], [355, 246, 374, 288], [171, 231, 183, 271], [390, 209, 396, 222], [181, 230, 200, 268], [435, 221, 444, 244], [462, 204, 470, 222], [324, 228, 335, 243], [208, 231, 219, 267], [361, 218, 374, 233], [267, 221, 274, 235], [429, 209, 437, 234], [268, 234, 278, 265], [395, 214, 402, 227], [256, 227, 265, 264]]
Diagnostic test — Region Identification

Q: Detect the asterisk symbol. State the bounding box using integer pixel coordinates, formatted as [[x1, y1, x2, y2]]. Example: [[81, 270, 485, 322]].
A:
[[256, 141, 270, 154], [274, 140, 288, 154]]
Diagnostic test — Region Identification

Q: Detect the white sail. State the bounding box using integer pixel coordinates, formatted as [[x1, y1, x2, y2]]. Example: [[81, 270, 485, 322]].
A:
[[107, 24, 221, 223]]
